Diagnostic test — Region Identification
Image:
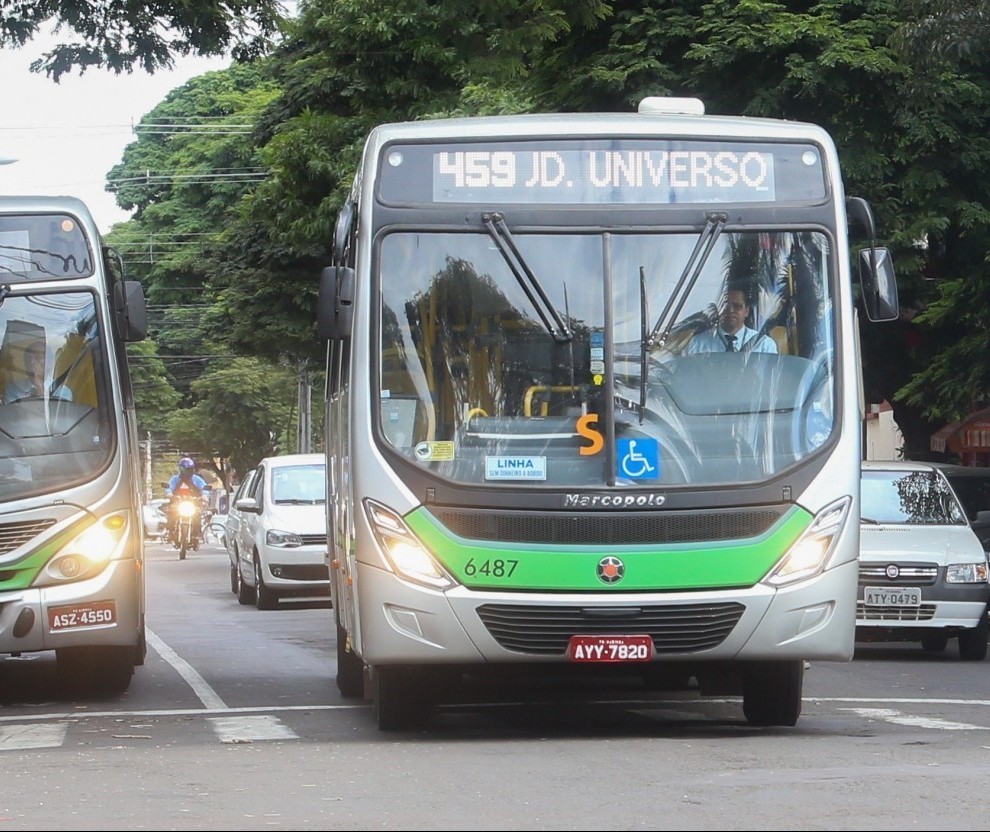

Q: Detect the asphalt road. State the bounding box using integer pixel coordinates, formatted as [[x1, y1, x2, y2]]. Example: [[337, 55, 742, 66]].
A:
[[1, 539, 989, 830]]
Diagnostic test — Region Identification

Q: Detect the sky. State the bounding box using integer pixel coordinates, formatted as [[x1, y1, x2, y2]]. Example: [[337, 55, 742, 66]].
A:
[[1, 35, 229, 234]]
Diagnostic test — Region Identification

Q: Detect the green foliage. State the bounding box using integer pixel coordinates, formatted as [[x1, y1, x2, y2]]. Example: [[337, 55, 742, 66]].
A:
[[94, 0, 990, 460], [165, 356, 299, 479], [125, 339, 182, 435], [0, 0, 284, 80]]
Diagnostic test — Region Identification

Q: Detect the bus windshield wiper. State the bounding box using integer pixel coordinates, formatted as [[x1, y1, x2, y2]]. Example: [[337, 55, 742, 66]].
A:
[[483, 212, 572, 343], [644, 212, 727, 351]]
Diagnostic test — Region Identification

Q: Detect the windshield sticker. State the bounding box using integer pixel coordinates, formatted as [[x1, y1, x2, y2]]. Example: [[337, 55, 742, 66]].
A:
[[577, 414, 604, 456], [617, 438, 660, 480], [414, 441, 455, 462], [485, 456, 547, 480]]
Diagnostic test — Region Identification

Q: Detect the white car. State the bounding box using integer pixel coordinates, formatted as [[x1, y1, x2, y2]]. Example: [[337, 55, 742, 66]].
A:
[[858, 460, 990, 660], [234, 453, 329, 610], [142, 498, 169, 541], [224, 468, 258, 595]]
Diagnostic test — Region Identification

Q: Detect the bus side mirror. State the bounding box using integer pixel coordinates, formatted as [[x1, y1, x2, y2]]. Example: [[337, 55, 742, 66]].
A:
[[113, 280, 148, 341], [846, 196, 876, 240], [859, 247, 899, 322], [317, 265, 355, 341]]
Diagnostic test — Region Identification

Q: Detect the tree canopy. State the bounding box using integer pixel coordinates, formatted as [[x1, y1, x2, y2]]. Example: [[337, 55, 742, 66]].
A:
[[0, 0, 286, 80], [95, 0, 990, 464]]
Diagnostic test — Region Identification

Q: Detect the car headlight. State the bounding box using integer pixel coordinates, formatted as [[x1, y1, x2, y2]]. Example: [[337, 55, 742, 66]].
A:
[[35, 511, 131, 587], [764, 496, 851, 587], [947, 562, 990, 584], [267, 529, 303, 548], [364, 499, 455, 590]]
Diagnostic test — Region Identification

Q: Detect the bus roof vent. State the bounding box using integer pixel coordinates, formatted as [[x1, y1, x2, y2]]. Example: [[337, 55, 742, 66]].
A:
[[638, 97, 705, 116]]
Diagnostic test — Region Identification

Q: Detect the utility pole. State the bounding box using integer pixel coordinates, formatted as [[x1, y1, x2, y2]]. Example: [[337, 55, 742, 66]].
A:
[[297, 364, 311, 453], [145, 431, 153, 501]]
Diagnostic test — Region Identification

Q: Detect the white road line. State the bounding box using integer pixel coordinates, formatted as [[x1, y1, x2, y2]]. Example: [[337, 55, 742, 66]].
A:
[[208, 714, 299, 743], [146, 627, 227, 710], [0, 722, 68, 749], [841, 707, 990, 731]]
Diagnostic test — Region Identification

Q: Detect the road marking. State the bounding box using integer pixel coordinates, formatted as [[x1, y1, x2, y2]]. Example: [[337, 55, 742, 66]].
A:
[[840, 707, 990, 731], [208, 714, 298, 743], [0, 722, 67, 749], [146, 627, 227, 710]]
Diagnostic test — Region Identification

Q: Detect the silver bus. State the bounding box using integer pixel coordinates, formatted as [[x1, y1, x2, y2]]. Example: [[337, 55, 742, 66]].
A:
[[319, 98, 899, 730], [0, 195, 148, 695]]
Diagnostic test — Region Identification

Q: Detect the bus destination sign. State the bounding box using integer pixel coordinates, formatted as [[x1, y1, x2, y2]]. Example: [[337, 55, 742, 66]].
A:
[[378, 140, 827, 206]]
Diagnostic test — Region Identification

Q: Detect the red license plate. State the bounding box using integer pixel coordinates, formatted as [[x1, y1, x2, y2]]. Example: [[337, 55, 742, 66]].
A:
[[48, 601, 117, 631], [568, 634, 654, 662]]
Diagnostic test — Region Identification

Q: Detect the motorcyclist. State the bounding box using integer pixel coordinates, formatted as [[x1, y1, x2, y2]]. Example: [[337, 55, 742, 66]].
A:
[[165, 457, 207, 547]]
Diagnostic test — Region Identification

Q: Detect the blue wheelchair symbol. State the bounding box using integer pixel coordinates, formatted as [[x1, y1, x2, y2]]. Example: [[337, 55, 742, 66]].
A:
[[616, 438, 660, 480]]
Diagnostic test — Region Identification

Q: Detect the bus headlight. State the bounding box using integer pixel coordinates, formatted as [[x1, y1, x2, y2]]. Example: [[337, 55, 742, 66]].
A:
[[764, 496, 851, 587], [364, 499, 455, 590], [36, 511, 131, 586]]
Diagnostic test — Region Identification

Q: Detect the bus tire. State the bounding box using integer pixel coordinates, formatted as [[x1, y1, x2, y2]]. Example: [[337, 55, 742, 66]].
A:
[[57, 645, 134, 698], [372, 665, 430, 731], [742, 659, 803, 727], [336, 617, 365, 698]]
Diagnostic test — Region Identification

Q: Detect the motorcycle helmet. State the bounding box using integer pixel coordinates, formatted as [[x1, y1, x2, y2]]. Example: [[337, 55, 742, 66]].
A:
[[179, 456, 196, 471]]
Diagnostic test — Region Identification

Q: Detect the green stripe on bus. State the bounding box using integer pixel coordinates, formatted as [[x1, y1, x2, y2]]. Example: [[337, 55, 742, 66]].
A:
[[406, 506, 812, 591]]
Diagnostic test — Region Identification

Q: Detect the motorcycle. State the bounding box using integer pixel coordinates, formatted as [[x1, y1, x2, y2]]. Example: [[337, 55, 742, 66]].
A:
[[168, 494, 201, 560]]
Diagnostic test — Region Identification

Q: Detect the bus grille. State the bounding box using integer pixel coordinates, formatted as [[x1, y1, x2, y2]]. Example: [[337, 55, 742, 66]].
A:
[[476, 602, 745, 655], [429, 507, 784, 545], [0, 519, 56, 556]]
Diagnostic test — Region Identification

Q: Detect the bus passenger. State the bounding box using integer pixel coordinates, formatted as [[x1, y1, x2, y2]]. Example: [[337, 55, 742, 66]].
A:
[[682, 285, 778, 355]]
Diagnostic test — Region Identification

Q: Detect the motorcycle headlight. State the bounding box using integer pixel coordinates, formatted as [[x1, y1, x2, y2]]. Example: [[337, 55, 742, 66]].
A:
[[177, 501, 197, 518]]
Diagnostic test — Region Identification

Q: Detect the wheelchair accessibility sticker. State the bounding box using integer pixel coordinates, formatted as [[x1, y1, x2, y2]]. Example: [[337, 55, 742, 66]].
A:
[[616, 438, 660, 480]]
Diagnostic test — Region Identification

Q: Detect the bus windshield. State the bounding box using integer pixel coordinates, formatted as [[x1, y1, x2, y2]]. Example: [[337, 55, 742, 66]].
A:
[[378, 228, 834, 487], [0, 290, 112, 499]]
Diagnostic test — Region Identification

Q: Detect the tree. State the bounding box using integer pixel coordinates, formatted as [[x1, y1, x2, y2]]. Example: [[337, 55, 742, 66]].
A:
[[891, 1, 990, 65], [125, 339, 182, 437], [0, 0, 285, 80], [166, 356, 298, 485]]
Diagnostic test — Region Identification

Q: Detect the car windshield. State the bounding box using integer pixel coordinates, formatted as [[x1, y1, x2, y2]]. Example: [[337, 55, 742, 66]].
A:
[[271, 464, 326, 504], [378, 228, 835, 488], [861, 469, 967, 525]]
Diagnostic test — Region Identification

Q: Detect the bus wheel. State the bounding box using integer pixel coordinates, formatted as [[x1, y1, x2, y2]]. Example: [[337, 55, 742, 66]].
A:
[[742, 660, 803, 727], [57, 646, 134, 698], [336, 617, 365, 698], [372, 665, 430, 731]]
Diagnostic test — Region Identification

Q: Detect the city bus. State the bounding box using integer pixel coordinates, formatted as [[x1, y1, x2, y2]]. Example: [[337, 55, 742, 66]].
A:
[[0, 195, 148, 695], [318, 98, 899, 730]]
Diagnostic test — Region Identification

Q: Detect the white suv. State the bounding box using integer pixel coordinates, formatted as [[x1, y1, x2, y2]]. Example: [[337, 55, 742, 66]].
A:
[[858, 460, 990, 660], [235, 453, 329, 610]]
